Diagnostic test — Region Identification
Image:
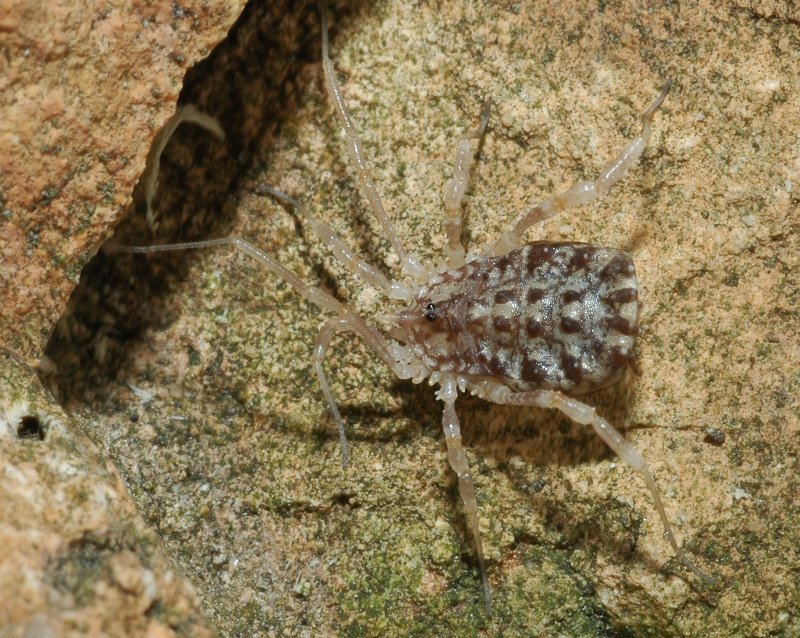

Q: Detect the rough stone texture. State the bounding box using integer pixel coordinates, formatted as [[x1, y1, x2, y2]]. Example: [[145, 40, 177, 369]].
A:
[[9, 0, 800, 636], [0, 0, 246, 366], [0, 0, 246, 635], [0, 352, 215, 637]]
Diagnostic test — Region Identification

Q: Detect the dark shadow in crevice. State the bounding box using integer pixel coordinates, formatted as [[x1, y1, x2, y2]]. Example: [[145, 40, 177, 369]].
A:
[[41, 0, 364, 412]]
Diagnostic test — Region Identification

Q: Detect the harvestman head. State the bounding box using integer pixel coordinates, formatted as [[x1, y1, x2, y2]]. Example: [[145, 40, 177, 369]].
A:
[[132, 2, 714, 617]]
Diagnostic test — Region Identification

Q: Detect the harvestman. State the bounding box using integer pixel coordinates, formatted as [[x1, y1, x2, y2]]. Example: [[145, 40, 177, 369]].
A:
[[133, 4, 713, 615]]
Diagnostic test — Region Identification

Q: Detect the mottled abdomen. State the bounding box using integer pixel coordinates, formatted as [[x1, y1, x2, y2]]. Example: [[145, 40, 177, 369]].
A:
[[396, 242, 638, 394]]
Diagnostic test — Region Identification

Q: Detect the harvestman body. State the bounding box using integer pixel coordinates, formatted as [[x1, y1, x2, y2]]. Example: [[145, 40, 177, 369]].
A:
[[134, 5, 712, 615]]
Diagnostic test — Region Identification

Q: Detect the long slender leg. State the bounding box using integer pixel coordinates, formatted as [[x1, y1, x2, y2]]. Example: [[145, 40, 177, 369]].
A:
[[442, 101, 491, 269], [492, 81, 671, 256], [502, 388, 714, 585], [140, 104, 225, 230], [312, 315, 432, 466], [320, 2, 428, 282], [313, 317, 357, 466], [262, 186, 388, 293], [441, 400, 492, 616], [129, 238, 425, 391], [257, 185, 416, 300]]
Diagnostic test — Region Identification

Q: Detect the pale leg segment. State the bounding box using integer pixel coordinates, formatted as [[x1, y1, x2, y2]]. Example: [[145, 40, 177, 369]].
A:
[[492, 80, 672, 256], [503, 388, 715, 585], [141, 104, 225, 230], [314, 317, 354, 466], [320, 2, 427, 282], [130, 237, 425, 464], [442, 101, 491, 269], [258, 185, 409, 297], [442, 400, 493, 616]]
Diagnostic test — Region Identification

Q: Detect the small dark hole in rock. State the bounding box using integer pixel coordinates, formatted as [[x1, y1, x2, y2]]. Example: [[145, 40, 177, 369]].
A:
[[332, 491, 355, 508], [18, 415, 45, 440]]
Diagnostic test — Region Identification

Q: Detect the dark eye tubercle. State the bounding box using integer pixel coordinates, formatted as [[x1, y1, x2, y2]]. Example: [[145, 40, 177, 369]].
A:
[[424, 303, 437, 322]]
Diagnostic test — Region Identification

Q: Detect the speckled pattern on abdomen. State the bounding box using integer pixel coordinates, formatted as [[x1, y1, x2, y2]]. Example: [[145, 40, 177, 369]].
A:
[[398, 241, 639, 394]]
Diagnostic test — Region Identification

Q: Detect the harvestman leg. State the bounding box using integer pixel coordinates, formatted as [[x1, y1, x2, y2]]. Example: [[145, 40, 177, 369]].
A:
[[492, 80, 672, 256], [322, 7, 494, 607], [312, 315, 398, 468], [257, 186, 414, 299], [130, 235, 419, 466], [441, 398, 493, 615], [320, 2, 428, 283], [437, 96, 495, 610], [503, 389, 714, 583], [134, 0, 447, 468], [442, 101, 491, 269]]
